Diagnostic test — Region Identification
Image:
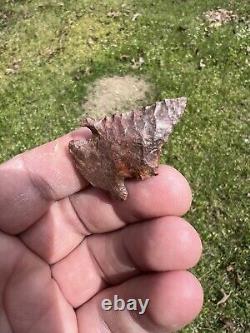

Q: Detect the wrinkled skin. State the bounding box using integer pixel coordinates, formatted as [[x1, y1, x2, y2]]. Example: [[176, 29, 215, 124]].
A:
[[0, 128, 203, 333]]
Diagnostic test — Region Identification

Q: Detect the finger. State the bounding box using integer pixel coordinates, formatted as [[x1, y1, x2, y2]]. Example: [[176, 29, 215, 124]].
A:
[[20, 165, 192, 264], [88, 217, 202, 282], [69, 165, 192, 233], [20, 198, 87, 264], [0, 128, 91, 234], [51, 217, 202, 308], [77, 271, 203, 333], [0, 232, 77, 333]]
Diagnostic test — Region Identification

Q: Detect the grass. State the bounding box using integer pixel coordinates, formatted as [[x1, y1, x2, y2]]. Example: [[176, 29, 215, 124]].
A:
[[0, 0, 249, 331]]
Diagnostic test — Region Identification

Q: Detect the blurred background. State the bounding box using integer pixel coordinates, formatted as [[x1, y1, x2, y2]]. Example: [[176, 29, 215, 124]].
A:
[[0, 1, 249, 331]]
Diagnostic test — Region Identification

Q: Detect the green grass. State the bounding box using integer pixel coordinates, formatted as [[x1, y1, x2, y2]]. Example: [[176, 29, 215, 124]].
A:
[[0, 0, 249, 331]]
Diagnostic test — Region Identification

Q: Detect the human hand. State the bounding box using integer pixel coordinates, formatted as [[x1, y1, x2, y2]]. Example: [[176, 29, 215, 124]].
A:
[[0, 128, 203, 333]]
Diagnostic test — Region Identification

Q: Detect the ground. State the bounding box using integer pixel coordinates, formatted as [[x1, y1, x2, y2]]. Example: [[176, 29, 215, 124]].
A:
[[82, 75, 151, 117], [0, 0, 249, 332]]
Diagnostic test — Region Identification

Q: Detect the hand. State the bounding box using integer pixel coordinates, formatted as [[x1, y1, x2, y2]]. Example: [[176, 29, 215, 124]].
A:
[[0, 128, 203, 333]]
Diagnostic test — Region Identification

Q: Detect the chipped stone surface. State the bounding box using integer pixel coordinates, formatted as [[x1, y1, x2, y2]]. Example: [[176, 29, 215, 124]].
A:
[[69, 97, 187, 200]]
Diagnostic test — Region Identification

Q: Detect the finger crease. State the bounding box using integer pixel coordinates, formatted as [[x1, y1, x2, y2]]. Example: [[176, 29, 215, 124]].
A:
[[101, 318, 113, 333], [85, 238, 111, 286], [20, 155, 56, 202], [122, 236, 141, 274], [68, 196, 92, 236]]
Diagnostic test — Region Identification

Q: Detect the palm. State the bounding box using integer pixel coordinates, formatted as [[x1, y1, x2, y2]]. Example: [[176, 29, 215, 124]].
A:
[[0, 129, 203, 333]]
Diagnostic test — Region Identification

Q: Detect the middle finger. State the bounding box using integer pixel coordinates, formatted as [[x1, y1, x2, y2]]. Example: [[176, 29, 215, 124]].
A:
[[51, 216, 202, 308], [21, 165, 192, 264]]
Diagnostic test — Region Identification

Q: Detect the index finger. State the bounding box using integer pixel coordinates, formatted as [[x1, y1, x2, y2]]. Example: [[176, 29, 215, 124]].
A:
[[0, 128, 91, 234]]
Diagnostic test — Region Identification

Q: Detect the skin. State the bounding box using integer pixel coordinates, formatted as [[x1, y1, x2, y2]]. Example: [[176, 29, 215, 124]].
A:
[[0, 128, 203, 333]]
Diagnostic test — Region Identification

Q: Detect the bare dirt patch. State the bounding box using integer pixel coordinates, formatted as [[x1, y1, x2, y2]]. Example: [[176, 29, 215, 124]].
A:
[[82, 75, 152, 117], [204, 9, 238, 27]]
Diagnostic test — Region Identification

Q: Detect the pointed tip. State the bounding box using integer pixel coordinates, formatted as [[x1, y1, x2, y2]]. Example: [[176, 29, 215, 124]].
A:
[[176, 97, 187, 117], [163, 96, 187, 109], [177, 96, 188, 111], [178, 96, 187, 106], [162, 97, 187, 125]]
